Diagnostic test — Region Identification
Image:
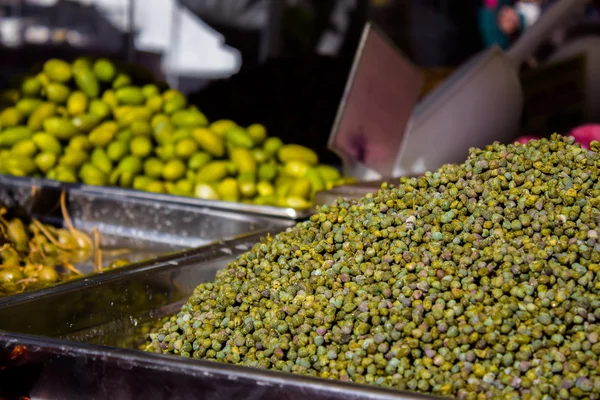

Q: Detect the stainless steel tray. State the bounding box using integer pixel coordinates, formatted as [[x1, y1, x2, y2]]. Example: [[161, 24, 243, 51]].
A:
[[0, 174, 314, 220], [82, 184, 315, 220], [0, 234, 442, 400], [0, 332, 439, 400], [0, 235, 272, 336], [0, 177, 292, 304]]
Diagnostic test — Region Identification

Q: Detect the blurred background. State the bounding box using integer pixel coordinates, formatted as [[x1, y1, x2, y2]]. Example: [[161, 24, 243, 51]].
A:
[[0, 0, 599, 166]]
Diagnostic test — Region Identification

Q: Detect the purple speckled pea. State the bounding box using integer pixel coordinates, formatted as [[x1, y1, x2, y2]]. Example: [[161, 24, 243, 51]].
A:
[[358, 301, 369, 312], [562, 379, 574, 389], [438, 322, 448, 333]]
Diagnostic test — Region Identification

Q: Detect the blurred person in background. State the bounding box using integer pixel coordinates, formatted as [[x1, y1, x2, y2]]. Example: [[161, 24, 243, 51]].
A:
[[479, 0, 543, 49]]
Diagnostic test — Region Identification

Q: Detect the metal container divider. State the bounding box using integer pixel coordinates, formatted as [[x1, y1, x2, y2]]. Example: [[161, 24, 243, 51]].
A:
[[0, 235, 264, 335], [0, 234, 443, 400], [0, 174, 314, 220], [0, 332, 440, 400], [0, 175, 292, 305]]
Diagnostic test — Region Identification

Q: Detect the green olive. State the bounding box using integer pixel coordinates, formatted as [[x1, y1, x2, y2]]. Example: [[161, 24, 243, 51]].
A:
[[0, 268, 24, 284], [38, 266, 59, 283]]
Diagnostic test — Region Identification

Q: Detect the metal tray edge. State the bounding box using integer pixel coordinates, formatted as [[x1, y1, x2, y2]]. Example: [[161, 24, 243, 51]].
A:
[[0, 174, 315, 220], [0, 330, 444, 400], [0, 230, 286, 309]]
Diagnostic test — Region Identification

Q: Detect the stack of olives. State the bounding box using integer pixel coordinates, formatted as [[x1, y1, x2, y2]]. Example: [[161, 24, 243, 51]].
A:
[[0, 194, 129, 297], [0, 58, 349, 209]]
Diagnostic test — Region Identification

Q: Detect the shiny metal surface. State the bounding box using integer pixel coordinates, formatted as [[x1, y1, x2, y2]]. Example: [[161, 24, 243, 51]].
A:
[[0, 235, 264, 336], [0, 234, 443, 400], [0, 176, 292, 304], [82, 183, 314, 220], [0, 332, 441, 400], [0, 174, 314, 220]]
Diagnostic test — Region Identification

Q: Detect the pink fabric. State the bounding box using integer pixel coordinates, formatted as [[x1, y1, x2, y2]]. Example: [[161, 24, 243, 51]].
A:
[[485, 0, 499, 9], [569, 124, 600, 150], [514, 135, 540, 144]]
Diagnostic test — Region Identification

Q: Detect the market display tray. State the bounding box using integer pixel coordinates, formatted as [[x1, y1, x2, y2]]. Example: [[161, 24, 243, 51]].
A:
[[0, 174, 314, 220], [0, 176, 292, 306], [0, 234, 442, 400], [0, 331, 439, 400], [0, 234, 263, 337]]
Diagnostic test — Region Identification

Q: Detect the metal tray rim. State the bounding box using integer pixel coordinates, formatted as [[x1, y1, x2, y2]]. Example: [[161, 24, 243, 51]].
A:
[[0, 174, 314, 220], [0, 178, 293, 307], [0, 330, 444, 400], [0, 231, 282, 309]]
